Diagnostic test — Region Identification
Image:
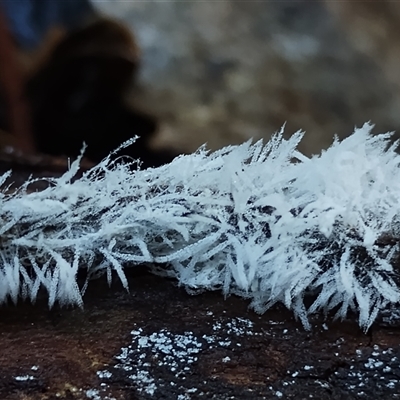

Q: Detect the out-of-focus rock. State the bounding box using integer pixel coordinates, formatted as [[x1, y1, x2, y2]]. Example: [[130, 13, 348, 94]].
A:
[[92, 1, 400, 156], [0, 1, 178, 168], [325, 2, 400, 95], [26, 18, 176, 167]]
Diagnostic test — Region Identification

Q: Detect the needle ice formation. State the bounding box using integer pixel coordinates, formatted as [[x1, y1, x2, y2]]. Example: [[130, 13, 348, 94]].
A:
[[0, 122, 398, 330]]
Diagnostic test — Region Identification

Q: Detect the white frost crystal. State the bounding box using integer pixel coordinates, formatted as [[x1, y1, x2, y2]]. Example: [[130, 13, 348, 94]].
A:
[[0, 123, 399, 330]]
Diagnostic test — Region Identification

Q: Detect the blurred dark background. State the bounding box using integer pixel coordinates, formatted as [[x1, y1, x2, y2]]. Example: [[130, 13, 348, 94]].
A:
[[0, 0, 399, 168]]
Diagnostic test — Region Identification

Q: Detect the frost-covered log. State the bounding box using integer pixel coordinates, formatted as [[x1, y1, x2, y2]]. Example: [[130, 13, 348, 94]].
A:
[[0, 123, 399, 330]]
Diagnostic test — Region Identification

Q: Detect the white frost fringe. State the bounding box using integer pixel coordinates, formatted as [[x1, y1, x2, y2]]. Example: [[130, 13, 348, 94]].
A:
[[0, 122, 399, 330]]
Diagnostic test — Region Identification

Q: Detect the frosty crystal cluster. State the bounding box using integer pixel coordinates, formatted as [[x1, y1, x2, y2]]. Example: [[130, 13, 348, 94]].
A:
[[0, 123, 399, 330]]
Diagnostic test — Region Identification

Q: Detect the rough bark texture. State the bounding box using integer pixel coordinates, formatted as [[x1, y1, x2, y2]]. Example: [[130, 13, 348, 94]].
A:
[[0, 267, 399, 400]]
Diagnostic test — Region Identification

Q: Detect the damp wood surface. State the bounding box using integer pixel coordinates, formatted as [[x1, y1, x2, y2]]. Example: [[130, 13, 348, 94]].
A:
[[0, 268, 399, 400]]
